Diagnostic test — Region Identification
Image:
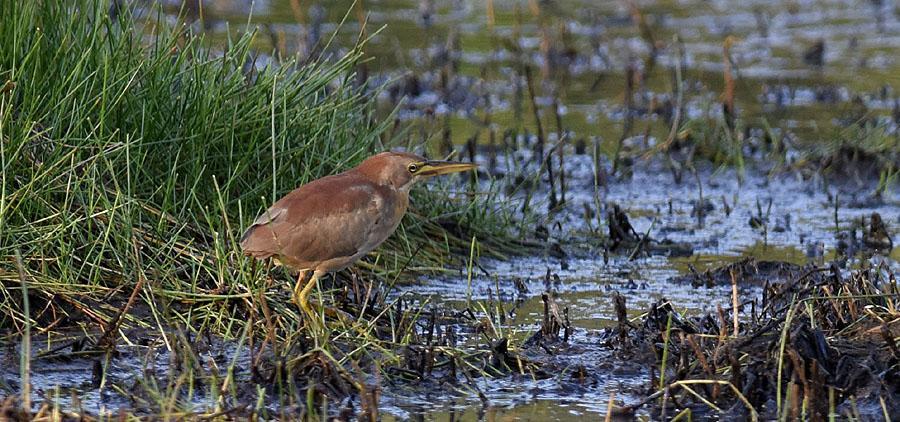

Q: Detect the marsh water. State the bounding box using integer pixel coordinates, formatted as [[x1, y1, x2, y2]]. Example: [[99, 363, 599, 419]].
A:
[[5, 0, 900, 419], [7, 160, 898, 419], [193, 0, 900, 145]]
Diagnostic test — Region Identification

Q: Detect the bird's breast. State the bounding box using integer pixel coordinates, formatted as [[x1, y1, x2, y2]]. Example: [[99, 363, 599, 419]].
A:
[[362, 188, 409, 252]]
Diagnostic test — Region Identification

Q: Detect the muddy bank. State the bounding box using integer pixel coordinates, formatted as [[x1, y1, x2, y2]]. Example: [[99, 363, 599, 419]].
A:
[[604, 261, 899, 420], [2, 0, 899, 419], [2, 146, 897, 419]]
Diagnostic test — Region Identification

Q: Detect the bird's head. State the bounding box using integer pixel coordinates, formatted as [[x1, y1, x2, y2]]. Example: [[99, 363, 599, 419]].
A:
[[358, 151, 477, 191]]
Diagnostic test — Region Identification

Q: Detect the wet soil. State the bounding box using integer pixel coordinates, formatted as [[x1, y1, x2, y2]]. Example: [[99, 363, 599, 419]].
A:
[[8, 154, 894, 420], [2, 0, 899, 419], [383, 152, 898, 418]]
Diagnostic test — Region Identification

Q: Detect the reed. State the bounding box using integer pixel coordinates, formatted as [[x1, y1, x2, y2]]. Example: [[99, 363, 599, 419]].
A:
[[0, 0, 525, 335]]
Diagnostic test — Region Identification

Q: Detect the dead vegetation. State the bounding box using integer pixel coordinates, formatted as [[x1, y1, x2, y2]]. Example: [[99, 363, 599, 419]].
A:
[[0, 269, 586, 419], [2, 0, 898, 419], [605, 261, 900, 420]]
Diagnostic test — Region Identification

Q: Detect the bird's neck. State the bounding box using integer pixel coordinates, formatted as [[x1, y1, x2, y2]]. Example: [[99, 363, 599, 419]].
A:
[[356, 168, 415, 192]]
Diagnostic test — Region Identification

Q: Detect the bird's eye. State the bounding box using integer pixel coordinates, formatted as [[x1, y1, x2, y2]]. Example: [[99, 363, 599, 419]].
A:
[[407, 163, 419, 173]]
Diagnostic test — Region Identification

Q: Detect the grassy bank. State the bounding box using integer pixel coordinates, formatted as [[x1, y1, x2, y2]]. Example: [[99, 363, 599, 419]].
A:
[[0, 0, 522, 337], [0, 0, 532, 358], [0, 1, 534, 417]]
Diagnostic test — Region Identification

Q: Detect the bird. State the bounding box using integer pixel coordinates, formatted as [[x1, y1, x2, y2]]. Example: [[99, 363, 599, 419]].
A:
[[240, 151, 476, 317]]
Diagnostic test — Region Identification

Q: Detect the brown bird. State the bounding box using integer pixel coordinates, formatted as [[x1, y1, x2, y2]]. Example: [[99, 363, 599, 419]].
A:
[[240, 151, 476, 317]]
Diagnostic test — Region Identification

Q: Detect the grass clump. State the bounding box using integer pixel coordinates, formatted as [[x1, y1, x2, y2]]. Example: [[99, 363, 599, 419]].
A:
[[0, 0, 531, 417], [0, 0, 376, 329], [0, 0, 519, 331]]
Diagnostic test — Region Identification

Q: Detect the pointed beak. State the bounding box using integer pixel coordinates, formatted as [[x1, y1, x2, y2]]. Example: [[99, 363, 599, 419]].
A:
[[416, 160, 478, 177]]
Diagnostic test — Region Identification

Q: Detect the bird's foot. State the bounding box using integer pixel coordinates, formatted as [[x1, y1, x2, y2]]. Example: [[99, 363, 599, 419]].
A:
[[306, 299, 355, 325], [296, 297, 318, 319]]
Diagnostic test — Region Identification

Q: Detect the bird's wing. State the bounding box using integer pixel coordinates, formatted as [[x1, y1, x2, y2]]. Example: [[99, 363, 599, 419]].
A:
[[241, 207, 287, 243], [240, 174, 385, 267]]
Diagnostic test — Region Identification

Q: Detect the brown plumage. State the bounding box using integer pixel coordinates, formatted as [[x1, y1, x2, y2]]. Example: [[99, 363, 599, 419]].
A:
[[240, 151, 476, 316]]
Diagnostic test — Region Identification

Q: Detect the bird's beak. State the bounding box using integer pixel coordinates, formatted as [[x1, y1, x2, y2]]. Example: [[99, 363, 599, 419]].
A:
[[416, 160, 477, 177]]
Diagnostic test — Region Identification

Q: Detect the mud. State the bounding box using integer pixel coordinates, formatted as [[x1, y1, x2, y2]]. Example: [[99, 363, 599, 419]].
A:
[[3, 150, 897, 419], [2, 0, 899, 419]]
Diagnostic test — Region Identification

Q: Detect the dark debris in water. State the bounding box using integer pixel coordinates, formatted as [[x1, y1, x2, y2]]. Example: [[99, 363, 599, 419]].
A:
[[1, 271, 618, 420], [670, 258, 814, 288], [603, 261, 900, 420], [607, 203, 694, 259]]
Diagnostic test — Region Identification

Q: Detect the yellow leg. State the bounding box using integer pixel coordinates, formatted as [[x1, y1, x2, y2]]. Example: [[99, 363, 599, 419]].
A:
[[291, 270, 309, 311], [294, 270, 322, 318]]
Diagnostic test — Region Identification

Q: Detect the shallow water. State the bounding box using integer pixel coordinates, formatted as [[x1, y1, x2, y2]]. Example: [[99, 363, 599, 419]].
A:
[[185, 0, 900, 147], [4, 0, 899, 419], [378, 153, 899, 419], [3, 163, 897, 419]]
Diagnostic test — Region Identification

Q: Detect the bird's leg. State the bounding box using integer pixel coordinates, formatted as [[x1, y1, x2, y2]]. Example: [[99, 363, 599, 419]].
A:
[[291, 270, 310, 312], [296, 270, 323, 318], [294, 271, 353, 326]]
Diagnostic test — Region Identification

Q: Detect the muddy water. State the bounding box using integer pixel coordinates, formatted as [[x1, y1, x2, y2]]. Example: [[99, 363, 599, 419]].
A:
[[381, 153, 899, 419], [190, 0, 900, 147], [6, 159, 896, 419], [1, 334, 257, 415], [5, 0, 899, 419]]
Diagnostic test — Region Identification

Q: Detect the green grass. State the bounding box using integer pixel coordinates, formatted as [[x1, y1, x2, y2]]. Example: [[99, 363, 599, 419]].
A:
[[0, 0, 522, 334], [0, 1, 535, 417]]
